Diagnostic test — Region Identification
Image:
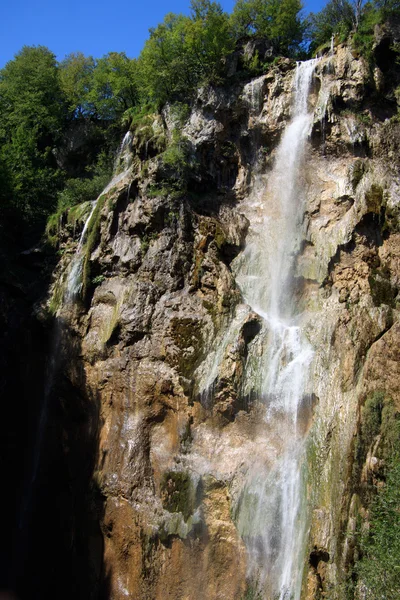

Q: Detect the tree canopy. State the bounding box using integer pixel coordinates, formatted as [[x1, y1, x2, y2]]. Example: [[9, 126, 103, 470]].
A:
[[231, 0, 304, 55], [0, 46, 65, 228]]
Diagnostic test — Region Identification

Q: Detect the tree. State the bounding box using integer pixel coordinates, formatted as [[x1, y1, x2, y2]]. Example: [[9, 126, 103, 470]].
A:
[[59, 52, 96, 117], [0, 46, 65, 228], [231, 0, 304, 56], [307, 0, 354, 51], [373, 0, 400, 17], [186, 0, 234, 82], [137, 4, 233, 107], [137, 13, 192, 105], [91, 52, 138, 119]]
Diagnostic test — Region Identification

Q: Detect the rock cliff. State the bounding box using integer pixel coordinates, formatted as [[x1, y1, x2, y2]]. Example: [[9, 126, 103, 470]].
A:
[[20, 34, 400, 600]]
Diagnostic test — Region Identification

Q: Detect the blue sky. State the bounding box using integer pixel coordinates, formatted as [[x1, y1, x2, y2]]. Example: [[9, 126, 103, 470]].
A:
[[0, 0, 326, 69]]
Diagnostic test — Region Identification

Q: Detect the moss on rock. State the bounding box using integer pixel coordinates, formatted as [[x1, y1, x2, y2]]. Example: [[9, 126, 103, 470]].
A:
[[160, 471, 194, 521]]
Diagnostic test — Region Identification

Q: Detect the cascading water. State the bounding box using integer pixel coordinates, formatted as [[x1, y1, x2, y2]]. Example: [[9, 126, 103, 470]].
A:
[[233, 60, 319, 599], [66, 130, 133, 300]]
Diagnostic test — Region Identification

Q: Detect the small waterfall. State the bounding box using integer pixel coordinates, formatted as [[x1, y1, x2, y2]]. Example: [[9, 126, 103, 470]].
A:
[[66, 130, 133, 301], [65, 200, 97, 300], [234, 59, 318, 599]]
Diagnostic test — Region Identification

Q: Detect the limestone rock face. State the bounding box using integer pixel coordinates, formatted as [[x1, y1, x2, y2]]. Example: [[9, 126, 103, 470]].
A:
[[45, 44, 400, 600]]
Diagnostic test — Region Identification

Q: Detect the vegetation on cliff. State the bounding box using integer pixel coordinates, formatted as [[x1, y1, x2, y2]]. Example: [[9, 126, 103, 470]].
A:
[[348, 393, 400, 598], [1, 0, 398, 245]]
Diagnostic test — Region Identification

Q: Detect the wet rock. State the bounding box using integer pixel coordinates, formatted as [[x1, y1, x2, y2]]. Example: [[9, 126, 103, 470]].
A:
[[42, 42, 400, 600]]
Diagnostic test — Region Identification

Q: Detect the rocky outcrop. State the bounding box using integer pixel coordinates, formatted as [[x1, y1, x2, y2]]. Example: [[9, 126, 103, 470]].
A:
[[35, 41, 400, 600]]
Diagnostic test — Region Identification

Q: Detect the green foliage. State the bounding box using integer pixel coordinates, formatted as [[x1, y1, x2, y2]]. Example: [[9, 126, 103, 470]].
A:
[[92, 274, 106, 286], [162, 136, 191, 178], [185, 0, 235, 82], [59, 51, 138, 120], [137, 13, 196, 105], [137, 2, 234, 106], [0, 46, 66, 229], [350, 394, 400, 597], [308, 0, 400, 58], [156, 132, 194, 196], [352, 5, 381, 59], [56, 151, 113, 210], [240, 585, 263, 599], [140, 231, 159, 253], [374, 0, 400, 19], [353, 392, 385, 490], [45, 150, 113, 246], [82, 194, 106, 298], [90, 52, 139, 119], [231, 0, 305, 56], [59, 52, 96, 116], [169, 102, 191, 126], [356, 400, 400, 598], [123, 103, 157, 129], [307, 0, 354, 52]]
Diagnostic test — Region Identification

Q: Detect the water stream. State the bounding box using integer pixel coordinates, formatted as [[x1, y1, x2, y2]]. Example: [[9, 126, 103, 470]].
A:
[[234, 60, 318, 599], [66, 130, 133, 300]]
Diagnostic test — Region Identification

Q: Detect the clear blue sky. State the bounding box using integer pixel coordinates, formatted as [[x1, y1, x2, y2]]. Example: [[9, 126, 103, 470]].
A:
[[0, 0, 326, 69]]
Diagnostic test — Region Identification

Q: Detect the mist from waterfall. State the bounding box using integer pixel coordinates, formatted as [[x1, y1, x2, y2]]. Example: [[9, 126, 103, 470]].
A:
[[234, 60, 318, 600]]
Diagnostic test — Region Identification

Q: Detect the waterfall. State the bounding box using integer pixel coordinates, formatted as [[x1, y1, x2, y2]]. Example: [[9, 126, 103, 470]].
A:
[[234, 59, 318, 599], [66, 130, 133, 301]]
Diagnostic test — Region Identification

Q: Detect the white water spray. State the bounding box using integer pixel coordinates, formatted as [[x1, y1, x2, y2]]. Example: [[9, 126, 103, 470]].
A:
[[234, 60, 318, 599]]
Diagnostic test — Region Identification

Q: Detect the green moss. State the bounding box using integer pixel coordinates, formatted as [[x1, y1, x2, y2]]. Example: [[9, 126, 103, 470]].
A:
[[352, 392, 384, 489], [313, 39, 332, 58], [220, 141, 237, 159], [350, 160, 365, 190], [214, 223, 226, 249], [169, 316, 204, 374], [146, 184, 169, 198], [351, 9, 381, 63], [45, 200, 95, 247], [140, 231, 158, 254], [92, 274, 106, 286], [354, 398, 400, 598], [100, 300, 121, 345], [169, 102, 190, 126], [48, 278, 65, 316], [160, 471, 194, 521], [45, 209, 63, 246], [67, 201, 92, 226], [240, 583, 263, 600], [82, 194, 106, 299], [365, 184, 383, 214], [123, 103, 157, 129], [192, 251, 204, 288]]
